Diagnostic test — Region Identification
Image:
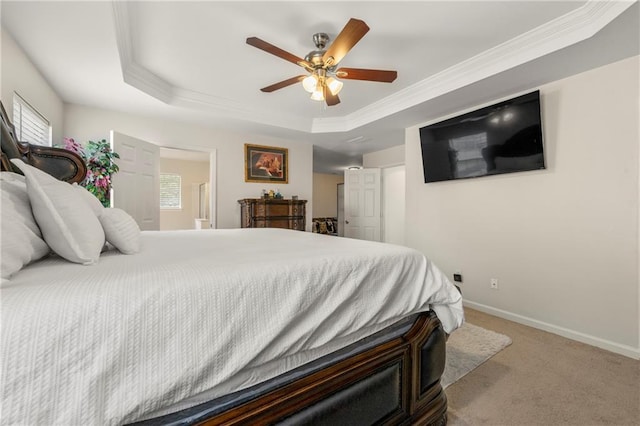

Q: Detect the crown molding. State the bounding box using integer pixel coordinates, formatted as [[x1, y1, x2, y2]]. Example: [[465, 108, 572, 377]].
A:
[[312, 0, 635, 133], [111, 1, 311, 133], [112, 1, 173, 104], [171, 87, 313, 133], [112, 0, 634, 135]]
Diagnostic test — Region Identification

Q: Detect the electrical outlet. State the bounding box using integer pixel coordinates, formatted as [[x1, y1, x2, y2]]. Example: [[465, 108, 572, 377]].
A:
[[453, 273, 463, 283], [490, 278, 499, 290]]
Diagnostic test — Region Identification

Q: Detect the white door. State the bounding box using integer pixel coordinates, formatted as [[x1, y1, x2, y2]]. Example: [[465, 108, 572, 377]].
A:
[[209, 150, 217, 229], [111, 131, 160, 230], [337, 183, 344, 237], [344, 168, 381, 241], [382, 165, 405, 245]]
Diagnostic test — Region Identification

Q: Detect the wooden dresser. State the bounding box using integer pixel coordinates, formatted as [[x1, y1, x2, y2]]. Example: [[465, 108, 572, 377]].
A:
[[238, 198, 307, 231]]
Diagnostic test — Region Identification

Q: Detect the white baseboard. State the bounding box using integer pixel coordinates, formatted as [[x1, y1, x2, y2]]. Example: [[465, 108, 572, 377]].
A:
[[463, 300, 640, 360]]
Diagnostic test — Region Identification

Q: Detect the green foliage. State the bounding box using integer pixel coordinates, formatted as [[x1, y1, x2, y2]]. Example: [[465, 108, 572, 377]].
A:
[[60, 137, 120, 207]]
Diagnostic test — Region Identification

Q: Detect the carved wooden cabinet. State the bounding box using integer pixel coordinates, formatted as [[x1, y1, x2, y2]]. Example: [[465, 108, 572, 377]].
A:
[[238, 198, 307, 231]]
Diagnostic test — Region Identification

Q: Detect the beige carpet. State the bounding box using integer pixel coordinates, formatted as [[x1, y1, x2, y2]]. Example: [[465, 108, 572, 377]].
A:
[[442, 322, 512, 389], [446, 308, 640, 426]]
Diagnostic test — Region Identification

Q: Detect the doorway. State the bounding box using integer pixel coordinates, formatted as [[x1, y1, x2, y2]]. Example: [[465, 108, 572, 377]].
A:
[[159, 147, 215, 230], [111, 131, 217, 231], [343, 168, 381, 241]]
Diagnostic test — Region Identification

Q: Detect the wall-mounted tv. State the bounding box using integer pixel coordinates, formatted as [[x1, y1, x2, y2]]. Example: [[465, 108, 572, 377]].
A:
[[419, 91, 545, 183]]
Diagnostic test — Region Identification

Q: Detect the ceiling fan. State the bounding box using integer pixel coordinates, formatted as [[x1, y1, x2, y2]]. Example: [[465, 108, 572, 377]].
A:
[[246, 18, 397, 107]]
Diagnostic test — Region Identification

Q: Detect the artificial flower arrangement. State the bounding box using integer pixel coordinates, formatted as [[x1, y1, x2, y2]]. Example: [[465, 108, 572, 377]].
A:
[[60, 137, 120, 207]]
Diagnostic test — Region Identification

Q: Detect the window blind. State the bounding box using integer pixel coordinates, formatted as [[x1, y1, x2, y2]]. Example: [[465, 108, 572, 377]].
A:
[[160, 174, 182, 209], [12, 93, 51, 146]]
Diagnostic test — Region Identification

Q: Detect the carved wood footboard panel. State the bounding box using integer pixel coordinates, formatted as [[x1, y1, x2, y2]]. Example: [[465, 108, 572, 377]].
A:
[[136, 311, 447, 426]]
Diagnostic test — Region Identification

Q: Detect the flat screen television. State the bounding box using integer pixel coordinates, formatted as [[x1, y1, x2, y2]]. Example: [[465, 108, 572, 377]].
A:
[[419, 91, 545, 183]]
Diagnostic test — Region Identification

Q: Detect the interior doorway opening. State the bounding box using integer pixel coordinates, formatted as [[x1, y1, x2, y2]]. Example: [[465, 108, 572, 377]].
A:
[[159, 147, 216, 231]]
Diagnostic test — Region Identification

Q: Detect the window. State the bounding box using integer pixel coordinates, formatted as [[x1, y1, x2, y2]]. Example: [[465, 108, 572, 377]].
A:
[[160, 174, 182, 209], [12, 93, 51, 146]]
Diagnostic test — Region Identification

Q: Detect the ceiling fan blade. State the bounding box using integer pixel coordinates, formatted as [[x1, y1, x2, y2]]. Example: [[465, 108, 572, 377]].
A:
[[325, 87, 340, 106], [246, 37, 313, 70], [335, 68, 397, 83], [322, 18, 370, 67], [260, 75, 306, 93]]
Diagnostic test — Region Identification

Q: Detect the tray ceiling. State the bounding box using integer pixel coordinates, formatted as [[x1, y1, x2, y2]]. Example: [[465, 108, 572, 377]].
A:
[[1, 1, 637, 172]]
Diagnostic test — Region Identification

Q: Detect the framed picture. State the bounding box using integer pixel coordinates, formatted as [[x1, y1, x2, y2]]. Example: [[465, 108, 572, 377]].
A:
[[244, 143, 288, 183]]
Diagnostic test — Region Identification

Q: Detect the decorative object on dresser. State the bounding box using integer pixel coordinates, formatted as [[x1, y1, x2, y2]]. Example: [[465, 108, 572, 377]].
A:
[[312, 217, 338, 235], [244, 143, 288, 183], [239, 198, 306, 230]]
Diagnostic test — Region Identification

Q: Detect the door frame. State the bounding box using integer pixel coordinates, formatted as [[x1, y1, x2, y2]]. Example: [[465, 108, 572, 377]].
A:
[[343, 168, 381, 241], [363, 159, 405, 245], [381, 164, 406, 245], [158, 146, 217, 229], [209, 150, 217, 229]]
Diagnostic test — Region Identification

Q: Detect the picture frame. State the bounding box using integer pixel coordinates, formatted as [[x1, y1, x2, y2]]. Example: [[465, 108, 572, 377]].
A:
[[244, 143, 288, 184]]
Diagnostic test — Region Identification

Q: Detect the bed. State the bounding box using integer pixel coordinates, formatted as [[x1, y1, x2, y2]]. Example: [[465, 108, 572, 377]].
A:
[[0, 103, 464, 425]]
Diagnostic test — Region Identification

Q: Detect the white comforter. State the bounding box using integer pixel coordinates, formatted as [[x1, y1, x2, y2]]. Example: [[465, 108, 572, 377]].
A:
[[1, 228, 463, 425]]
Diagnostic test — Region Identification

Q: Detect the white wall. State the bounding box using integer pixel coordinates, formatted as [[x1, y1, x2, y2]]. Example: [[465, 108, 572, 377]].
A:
[[381, 166, 406, 246], [405, 56, 639, 357], [1, 28, 64, 144], [312, 173, 343, 218], [363, 145, 405, 168], [63, 104, 314, 230], [160, 157, 209, 231]]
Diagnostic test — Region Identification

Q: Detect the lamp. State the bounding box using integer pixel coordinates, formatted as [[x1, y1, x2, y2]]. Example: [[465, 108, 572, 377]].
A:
[[310, 88, 325, 101], [302, 69, 342, 101], [302, 74, 318, 93], [326, 77, 343, 96], [310, 75, 325, 101]]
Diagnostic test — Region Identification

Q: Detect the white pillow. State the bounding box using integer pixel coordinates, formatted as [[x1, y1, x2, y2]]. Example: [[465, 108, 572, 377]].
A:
[[98, 208, 141, 254], [72, 183, 104, 215], [11, 159, 105, 265], [0, 172, 50, 278]]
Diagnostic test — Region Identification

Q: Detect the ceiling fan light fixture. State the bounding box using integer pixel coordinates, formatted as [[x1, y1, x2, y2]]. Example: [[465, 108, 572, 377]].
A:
[[310, 89, 325, 101], [302, 74, 318, 93], [326, 77, 343, 96], [247, 18, 396, 107]]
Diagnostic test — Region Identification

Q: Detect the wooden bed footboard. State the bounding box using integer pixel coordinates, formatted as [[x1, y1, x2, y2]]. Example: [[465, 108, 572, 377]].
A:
[[138, 311, 448, 426], [206, 311, 447, 425]]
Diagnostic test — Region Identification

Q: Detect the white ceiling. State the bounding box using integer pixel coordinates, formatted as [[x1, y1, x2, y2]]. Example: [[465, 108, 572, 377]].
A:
[[1, 1, 638, 173]]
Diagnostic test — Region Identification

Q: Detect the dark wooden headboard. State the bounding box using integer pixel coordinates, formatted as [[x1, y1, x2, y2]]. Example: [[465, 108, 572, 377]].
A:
[[1, 100, 87, 184]]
